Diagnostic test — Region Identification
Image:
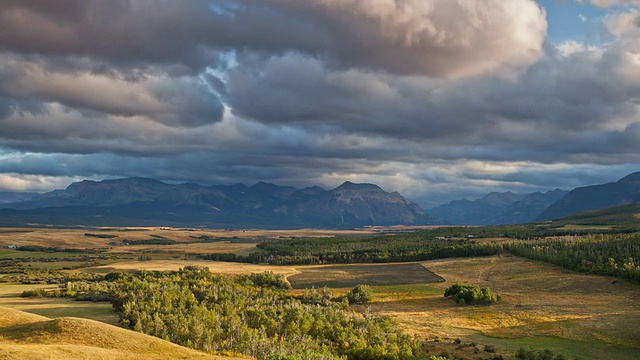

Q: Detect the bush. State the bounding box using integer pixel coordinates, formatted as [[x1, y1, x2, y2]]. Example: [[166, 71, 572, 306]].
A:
[[249, 271, 291, 289], [345, 284, 373, 304], [444, 283, 500, 305], [514, 347, 567, 360]]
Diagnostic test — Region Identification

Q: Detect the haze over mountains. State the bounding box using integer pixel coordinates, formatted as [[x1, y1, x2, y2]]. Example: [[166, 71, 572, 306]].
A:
[[1, 172, 639, 228], [428, 189, 568, 225]]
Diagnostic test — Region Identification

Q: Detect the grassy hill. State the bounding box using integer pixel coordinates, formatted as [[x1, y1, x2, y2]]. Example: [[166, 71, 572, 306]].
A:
[[548, 203, 640, 228], [0, 306, 242, 360]]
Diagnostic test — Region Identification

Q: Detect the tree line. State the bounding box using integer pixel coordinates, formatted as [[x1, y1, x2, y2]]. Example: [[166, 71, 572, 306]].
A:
[[505, 233, 640, 283], [192, 234, 504, 265], [189, 225, 637, 267]]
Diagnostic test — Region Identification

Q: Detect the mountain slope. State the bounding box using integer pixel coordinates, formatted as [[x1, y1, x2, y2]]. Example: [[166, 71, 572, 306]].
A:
[[0, 178, 440, 228], [428, 190, 567, 225], [0, 192, 37, 204], [536, 172, 640, 221], [487, 189, 568, 225], [547, 203, 640, 228], [0, 306, 236, 360]]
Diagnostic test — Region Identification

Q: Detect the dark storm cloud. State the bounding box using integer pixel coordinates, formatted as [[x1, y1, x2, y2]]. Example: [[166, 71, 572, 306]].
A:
[[224, 44, 640, 164], [0, 55, 224, 128], [1, 0, 639, 207]]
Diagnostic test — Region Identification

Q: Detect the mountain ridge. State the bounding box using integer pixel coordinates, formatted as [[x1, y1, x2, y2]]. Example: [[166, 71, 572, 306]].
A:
[[0, 178, 441, 229], [536, 172, 640, 221], [428, 189, 568, 225]]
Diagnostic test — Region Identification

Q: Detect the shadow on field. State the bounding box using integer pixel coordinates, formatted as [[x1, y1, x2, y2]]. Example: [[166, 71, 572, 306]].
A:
[[288, 262, 445, 289]]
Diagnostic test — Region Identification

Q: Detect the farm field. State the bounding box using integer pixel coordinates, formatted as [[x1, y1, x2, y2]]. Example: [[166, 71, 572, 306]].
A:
[[288, 262, 444, 289], [94, 259, 298, 276], [1, 227, 640, 359], [281, 255, 640, 359], [0, 227, 390, 250], [380, 256, 640, 360]]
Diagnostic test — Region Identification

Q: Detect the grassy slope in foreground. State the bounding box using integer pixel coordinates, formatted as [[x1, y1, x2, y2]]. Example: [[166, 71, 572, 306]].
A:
[[0, 306, 240, 360]]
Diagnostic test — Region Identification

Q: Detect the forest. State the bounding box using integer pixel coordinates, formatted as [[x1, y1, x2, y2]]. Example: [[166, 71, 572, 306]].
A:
[[191, 225, 638, 270], [193, 232, 503, 265], [505, 232, 640, 282], [25, 267, 425, 360]]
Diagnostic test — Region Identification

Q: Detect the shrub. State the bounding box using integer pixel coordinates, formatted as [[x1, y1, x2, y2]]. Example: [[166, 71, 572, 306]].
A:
[[514, 347, 567, 360], [249, 271, 291, 289], [444, 283, 500, 305], [345, 284, 373, 304]]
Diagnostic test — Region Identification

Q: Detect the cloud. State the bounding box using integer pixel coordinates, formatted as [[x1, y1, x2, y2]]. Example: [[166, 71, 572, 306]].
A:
[[0, 0, 639, 209], [241, 0, 547, 77], [605, 8, 640, 36], [223, 42, 640, 162], [0, 0, 547, 77], [0, 55, 224, 128], [578, 0, 640, 8]]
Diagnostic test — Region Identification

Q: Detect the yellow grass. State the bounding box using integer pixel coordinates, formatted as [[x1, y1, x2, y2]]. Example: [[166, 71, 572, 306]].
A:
[[93, 259, 300, 276], [0, 306, 244, 360], [0, 284, 120, 325], [106, 241, 260, 255], [0, 227, 382, 250], [370, 255, 640, 359]]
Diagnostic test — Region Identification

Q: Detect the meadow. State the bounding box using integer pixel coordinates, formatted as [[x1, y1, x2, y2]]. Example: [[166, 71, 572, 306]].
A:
[[1, 226, 640, 359]]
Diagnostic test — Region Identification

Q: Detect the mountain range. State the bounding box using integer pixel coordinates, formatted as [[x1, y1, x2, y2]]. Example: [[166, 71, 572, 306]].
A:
[[428, 189, 568, 225], [1, 172, 639, 228], [0, 177, 439, 229], [535, 172, 640, 221]]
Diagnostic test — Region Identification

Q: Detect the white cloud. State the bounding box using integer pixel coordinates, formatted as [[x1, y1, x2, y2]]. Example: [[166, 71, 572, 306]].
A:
[[556, 40, 602, 56], [605, 8, 640, 37], [577, 0, 640, 8], [0, 173, 83, 192]]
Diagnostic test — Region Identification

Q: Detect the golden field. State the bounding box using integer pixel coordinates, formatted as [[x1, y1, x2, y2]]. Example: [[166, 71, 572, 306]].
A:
[[1, 227, 640, 359]]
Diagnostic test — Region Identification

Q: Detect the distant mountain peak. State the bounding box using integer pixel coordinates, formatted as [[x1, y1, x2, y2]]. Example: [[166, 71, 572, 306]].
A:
[[334, 181, 382, 191]]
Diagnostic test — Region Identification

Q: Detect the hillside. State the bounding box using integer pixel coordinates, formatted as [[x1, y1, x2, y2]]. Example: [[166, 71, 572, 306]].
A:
[[0, 192, 37, 204], [0, 306, 237, 360], [537, 172, 640, 221], [0, 178, 441, 229], [547, 203, 640, 228]]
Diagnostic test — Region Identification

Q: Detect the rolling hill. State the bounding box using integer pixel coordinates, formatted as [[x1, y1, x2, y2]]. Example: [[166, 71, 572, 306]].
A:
[[0, 306, 239, 360]]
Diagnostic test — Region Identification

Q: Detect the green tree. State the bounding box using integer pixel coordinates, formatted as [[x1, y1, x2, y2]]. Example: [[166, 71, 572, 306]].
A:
[[345, 284, 373, 304]]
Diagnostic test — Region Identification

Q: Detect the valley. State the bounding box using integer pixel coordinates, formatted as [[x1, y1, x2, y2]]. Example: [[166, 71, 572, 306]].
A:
[[1, 221, 639, 359]]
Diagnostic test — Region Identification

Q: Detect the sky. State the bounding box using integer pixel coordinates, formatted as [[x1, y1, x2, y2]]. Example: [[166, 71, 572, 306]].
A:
[[1, 0, 640, 209]]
